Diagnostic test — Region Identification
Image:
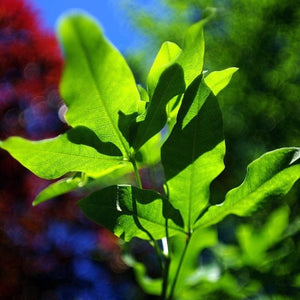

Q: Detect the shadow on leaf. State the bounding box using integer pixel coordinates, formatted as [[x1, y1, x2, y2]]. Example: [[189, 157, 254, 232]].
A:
[[162, 76, 223, 180], [67, 126, 122, 156]]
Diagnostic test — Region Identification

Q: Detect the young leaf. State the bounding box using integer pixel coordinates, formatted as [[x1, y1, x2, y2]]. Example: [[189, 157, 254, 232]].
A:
[[0, 128, 128, 179], [195, 148, 300, 229], [204, 67, 239, 96], [33, 176, 82, 206], [58, 13, 140, 156], [132, 63, 185, 150], [236, 206, 290, 266], [78, 185, 185, 242], [123, 256, 162, 296], [33, 162, 134, 206], [147, 41, 182, 97], [137, 84, 149, 103], [162, 77, 225, 232], [176, 20, 206, 87]]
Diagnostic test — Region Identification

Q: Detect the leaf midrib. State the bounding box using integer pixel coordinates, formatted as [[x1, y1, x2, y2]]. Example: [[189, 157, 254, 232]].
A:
[[71, 19, 130, 158], [187, 92, 204, 232], [12, 146, 123, 161]]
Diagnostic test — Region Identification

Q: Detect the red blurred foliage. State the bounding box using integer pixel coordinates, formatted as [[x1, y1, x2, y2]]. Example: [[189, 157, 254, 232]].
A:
[[0, 0, 63, 140], [0, 1, 122, 298], [0, 0, 62, 103], [0, 0, 64, 296]]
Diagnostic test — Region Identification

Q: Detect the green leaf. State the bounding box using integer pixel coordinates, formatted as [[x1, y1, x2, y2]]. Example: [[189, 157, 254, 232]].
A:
[[168, 228, 217, 297], [147, 41, 182, 97], [236, 206, 290, 266], [58, 13, 140, 156], [204, 67, 238, 96], [137, 84, 149, 103], [33, 162, 134, 206], [161, 77, 225, 231], [176, 20, 206, 87], [123, 255, 162, 296], [78, 185, 185, 241], [0, 127, 128, 180], [132, 63, 185, 150], [195, 147, 300, 229], [136, 132, 163, 167], [33, 176, 82, 206]]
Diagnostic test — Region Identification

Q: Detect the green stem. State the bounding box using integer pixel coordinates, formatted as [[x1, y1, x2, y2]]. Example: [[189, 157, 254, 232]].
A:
[[131, 157, 143, 188], [161, 220, 170, 300], [130, 155, 163, 269], [168, 234, 191, 300], [161, 255, 170, 300]]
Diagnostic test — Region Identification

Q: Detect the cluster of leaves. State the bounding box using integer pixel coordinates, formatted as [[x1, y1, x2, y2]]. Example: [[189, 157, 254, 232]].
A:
[[122, 0, 300, 182], [121, 1, 300, 297], [0, 1, 130, 299], [0, 10, 299, 300]]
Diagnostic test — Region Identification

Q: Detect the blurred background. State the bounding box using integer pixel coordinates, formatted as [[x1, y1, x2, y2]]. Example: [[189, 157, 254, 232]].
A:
[[0, 0, 299, 299]]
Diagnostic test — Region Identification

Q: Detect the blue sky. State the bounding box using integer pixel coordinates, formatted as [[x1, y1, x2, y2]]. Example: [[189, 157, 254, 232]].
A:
[[30, 0, 142, 52]]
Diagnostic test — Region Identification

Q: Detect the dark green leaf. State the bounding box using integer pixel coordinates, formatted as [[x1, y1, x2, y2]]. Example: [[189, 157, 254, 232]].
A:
[[79, 185, 185, 241], [162, 77, 225, 231], [132, 63, 185, 150]]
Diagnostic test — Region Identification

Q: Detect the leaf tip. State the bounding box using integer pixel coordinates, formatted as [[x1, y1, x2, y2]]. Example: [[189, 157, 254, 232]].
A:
[[290, 148, 300, 165]]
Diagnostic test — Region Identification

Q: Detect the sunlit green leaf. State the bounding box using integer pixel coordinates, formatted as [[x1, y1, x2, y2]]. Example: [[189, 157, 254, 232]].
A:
[[176, 20, 206, 87], [147, 41, 182, 97], [132, 63, 185, 150], [136, 132, 163, 167], [137, 84, 149, 102], [33, 176, 82, 206], [204, 67, 238, 96], [79, 185, 185, 241], [162, 77, 225, 231], [0, 127, 128, 180], [33, 162, 134, 206], [58, 13, 140, 156], [195, 148, 300, 229]]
